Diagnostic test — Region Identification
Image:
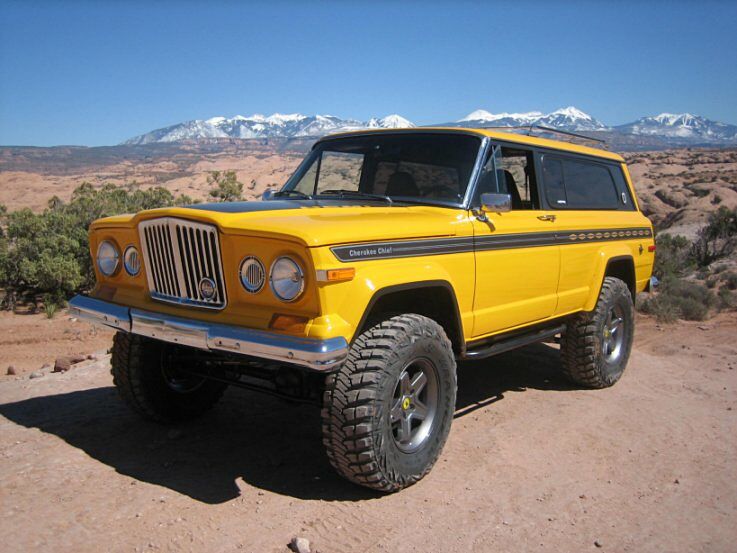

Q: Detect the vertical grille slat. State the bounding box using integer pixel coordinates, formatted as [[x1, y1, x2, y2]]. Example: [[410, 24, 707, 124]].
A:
[[201, 229, 217, 304], [175, 227, 193, 298], [189, 227, 203, 301], [138, 218, 226, 309], [161, 226, 178, 296], [146, 229, 164, 290], [184, 228, 199, 301], [163, 226, 181, 296], [196, 229, 208, 292], [209, 233, 225, 304], [143, 229, 161, 292], [160, 225, 176, 296], [154, 226, 171, 295], [155, 226, 172, 295]]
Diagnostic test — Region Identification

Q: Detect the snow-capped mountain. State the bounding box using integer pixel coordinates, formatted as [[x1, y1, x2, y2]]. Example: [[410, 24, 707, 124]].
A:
[[459, 109, 544, 126], [457, 106, 608, 132], [123, 108, 737, 147], [124, 113, 415, 145], [614, 113, 737, 142], [366, 114, 414, 129]]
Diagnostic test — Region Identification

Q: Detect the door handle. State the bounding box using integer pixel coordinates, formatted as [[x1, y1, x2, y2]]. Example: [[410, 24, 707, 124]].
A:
[[537, 214, 557, 222]]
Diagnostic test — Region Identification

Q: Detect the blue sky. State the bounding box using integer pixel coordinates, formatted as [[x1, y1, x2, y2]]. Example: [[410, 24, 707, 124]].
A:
[[1, 1, 736, 146]]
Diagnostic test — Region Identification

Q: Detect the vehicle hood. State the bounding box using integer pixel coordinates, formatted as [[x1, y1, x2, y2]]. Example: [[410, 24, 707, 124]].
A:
[[90, 199, 473, 247]]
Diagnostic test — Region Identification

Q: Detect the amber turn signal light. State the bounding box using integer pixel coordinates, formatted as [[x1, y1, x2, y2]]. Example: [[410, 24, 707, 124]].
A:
[[317, 268, 355, 282], [269, 314, 309, 333]]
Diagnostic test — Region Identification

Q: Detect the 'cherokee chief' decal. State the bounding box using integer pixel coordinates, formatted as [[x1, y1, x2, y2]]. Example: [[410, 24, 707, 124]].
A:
[[331, 227, 652, 262]]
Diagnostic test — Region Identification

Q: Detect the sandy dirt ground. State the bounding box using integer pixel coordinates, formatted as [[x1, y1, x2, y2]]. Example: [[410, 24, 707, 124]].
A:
[[0, 311, 114, 374], [0, 312, 735, 553]]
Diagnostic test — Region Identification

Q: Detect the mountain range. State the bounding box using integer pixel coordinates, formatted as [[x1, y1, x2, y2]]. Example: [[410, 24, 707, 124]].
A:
[[124, 114, 414, 145], [124, 107, 737, 147]]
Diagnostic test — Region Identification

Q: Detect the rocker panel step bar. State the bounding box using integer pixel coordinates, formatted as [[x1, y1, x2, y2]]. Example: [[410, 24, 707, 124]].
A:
[[462, 324, 566, 361]]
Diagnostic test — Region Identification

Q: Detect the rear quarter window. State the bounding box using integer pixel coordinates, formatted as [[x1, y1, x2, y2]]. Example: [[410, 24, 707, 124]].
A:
[[541, 155, 623, 210]]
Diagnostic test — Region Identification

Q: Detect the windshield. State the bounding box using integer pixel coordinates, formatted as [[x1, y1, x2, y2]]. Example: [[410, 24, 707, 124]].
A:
[[281, 133, 482, 206]]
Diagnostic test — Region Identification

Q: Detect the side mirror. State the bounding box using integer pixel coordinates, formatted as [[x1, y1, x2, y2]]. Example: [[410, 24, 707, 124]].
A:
[[262, 189, 275, 201], [479, 193, 511, 213]]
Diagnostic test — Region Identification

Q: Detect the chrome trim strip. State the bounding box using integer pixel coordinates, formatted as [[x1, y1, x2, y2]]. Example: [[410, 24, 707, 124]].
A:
[[67, 295, 348, 371]]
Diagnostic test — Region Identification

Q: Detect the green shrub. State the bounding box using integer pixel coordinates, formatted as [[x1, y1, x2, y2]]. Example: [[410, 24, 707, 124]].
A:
[[639, 295, 680, 323], [721, 271, 737, 290], [44, 302, 58, 319], [653, 233, 693, 279], [639, 277, 716, 322], [695, 268, 709, 280], [691, 206, 737, 266], [676, 296, 710, 321], [208, 171, 243, 202], [0, 183, 192, 308], [718, 288, 736, 309]]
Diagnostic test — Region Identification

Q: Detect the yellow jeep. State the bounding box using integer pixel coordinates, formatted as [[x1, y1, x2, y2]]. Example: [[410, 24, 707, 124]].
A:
[[70, 128, 654, 492]]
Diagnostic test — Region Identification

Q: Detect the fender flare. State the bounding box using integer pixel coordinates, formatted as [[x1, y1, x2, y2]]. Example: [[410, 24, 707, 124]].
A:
[[585, 252, 635, 311], [353, 279, 465, 352]]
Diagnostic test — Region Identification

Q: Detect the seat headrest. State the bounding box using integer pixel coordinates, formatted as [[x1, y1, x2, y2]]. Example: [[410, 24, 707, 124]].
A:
[[386, 171, 419, 196]]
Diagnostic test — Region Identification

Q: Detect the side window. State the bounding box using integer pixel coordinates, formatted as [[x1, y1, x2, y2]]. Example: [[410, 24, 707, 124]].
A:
[[563, 159, 619, 209], [542, 155, 621, 210], [541, 157, 567, 207], [611, 166, 636, 211], [475, 145, 540, 209]]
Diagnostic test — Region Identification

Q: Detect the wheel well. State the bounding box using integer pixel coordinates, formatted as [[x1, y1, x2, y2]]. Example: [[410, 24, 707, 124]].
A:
[[357, 283, 463, 354], [605, 256, 636, 300]]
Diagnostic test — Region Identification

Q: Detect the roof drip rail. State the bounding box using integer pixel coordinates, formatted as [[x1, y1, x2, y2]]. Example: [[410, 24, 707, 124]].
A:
[[477, 124, 608, 149]]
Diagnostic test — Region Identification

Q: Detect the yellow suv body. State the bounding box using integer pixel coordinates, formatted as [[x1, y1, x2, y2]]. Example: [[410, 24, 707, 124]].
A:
[[71, 128, 654, 492]]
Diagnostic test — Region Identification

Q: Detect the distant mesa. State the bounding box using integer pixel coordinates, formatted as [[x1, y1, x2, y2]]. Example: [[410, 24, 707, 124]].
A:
[[124, 107, 737, 147]]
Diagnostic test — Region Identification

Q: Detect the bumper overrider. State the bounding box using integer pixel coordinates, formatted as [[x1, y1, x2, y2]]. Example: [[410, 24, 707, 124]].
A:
[[68, 295, 349, 371]]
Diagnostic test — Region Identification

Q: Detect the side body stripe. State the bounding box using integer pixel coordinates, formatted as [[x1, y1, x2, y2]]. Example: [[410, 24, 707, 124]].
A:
[[330, 227, 653, 262]]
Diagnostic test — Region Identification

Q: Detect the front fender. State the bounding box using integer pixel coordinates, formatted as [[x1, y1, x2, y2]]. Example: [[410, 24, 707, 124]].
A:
[[306, 246, 475, 343]]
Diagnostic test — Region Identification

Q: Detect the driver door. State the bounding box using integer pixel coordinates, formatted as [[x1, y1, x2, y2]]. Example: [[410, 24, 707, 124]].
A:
[[471, 144, 560, 338]]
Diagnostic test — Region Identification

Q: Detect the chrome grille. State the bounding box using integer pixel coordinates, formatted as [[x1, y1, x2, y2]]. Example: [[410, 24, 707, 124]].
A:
[[138, 218, 226, 309]]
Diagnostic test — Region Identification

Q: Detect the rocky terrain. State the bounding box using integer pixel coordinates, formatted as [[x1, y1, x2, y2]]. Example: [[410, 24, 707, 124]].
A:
[[0, 311, 735, 552], [624, 148, 737, 235], [1, 141, 736, 235], [0, 140, 310, 212]]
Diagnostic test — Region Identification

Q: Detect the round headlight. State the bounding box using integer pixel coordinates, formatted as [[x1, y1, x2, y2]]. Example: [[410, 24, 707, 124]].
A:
[[97, 240, 120, 276], [240, 256, 265, 293], [123, 246, 141, 276], [269, 256, 304, 302]]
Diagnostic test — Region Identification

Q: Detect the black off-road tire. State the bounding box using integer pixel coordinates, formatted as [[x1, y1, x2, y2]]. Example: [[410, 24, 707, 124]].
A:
[[111, 332, 227, 423], [561, 277, 635, 389], [321, 314, 457, 492]]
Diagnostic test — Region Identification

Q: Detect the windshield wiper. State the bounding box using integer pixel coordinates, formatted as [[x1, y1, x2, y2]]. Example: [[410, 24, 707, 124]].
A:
[[318, 189, 393, 205], [273, 189, 313, 199]]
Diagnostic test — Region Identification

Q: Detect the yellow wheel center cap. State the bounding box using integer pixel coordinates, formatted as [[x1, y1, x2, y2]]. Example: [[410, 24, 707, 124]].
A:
[[402, 397, 411, 410]]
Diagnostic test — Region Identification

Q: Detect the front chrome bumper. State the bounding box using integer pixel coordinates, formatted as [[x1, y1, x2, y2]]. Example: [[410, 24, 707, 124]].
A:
[[68, 295, 349, 371]]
